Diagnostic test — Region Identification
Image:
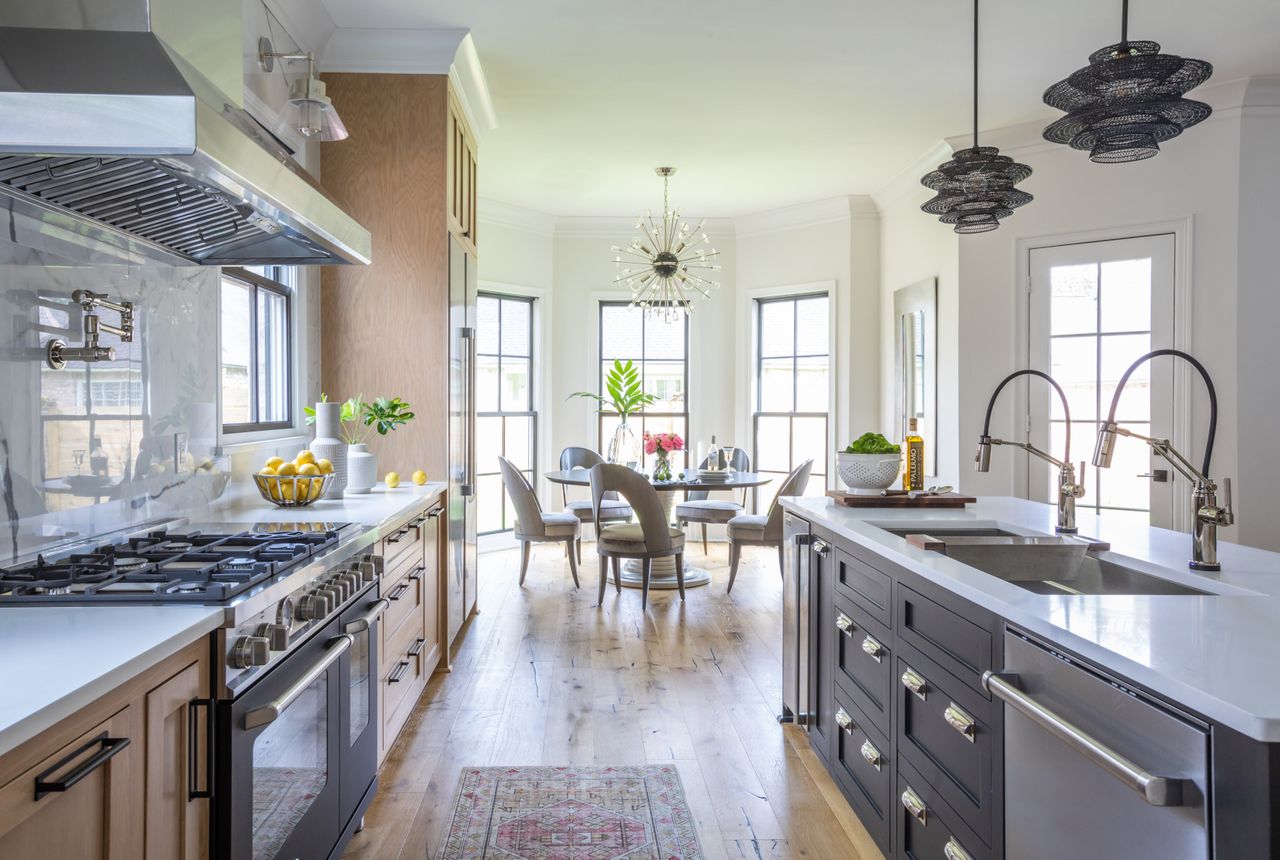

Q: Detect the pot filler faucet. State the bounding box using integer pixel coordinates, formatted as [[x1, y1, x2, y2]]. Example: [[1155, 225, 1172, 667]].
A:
[[46, 290, 134, 370], [1093, 349, 1233, 571], [976, 370, 1086, 534]]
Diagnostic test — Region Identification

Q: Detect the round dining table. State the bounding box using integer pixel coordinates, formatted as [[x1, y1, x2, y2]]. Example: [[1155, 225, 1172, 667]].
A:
[[544, 468, 773, 590]]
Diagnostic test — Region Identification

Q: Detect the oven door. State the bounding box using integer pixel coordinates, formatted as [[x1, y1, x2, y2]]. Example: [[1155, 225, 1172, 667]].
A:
[[339, 588, 385, 816], [225, 619, 349, 860]]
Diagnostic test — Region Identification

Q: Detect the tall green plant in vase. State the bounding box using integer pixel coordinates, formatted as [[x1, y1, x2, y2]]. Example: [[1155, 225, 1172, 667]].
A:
[[569, 359, 658, 467]]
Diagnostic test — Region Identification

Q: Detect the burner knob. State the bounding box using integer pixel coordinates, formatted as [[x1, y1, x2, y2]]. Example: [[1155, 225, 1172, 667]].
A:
[[230, 635, 271, 668], [255, 622, 289, 651], [357, 560, 377, 582], [341, 571, 362, 592], [296, 591, 329, 620]]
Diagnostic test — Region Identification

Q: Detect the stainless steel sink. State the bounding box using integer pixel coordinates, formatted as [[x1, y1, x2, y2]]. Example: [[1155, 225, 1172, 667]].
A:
[[1014, 554, 1213, 596], [881, 526, 1026, 539]]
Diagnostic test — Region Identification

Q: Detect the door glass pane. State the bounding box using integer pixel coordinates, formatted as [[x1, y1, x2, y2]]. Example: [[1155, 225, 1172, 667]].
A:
[[1050, 264, 1098, 336], [1101, 334, 1151, 421], [1098, 422, 1151, 509], [349, 628, 370, 745], [1100, 259, 1151, 332], [1049, 337, 1098, 421], [252, 672, 327, 860]]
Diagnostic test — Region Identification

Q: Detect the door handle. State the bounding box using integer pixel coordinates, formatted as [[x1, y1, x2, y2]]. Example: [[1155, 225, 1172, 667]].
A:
[[344, 598, 390, 634], [859, 739, 882, 771], [187, 698, 214, 800], [1138, 469, 1170, 482], [944, 837, 974, 860], [35, 733, 131, 800], [861, 635, 885, 663], [944, 703, 977, 742], [245, 635, 352, 730], [835, 707, 855, 735], [982, 671, 1189, 806], [901, 668, 928, 700], [900, 787, 927, 824], [835, 612, 855, 637]]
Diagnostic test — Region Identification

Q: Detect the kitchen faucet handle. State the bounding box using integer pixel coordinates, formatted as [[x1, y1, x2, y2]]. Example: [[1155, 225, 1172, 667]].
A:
[[1222, 477, 1234, 521]]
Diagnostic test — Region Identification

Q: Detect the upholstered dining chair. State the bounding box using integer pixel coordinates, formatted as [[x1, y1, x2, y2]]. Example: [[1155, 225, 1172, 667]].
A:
[[559, 447, 634, 562], [726, 459, 813, 593], [498, 456, 581, 588], [589, 463, 686, 610], [675, 446, 751, 554]]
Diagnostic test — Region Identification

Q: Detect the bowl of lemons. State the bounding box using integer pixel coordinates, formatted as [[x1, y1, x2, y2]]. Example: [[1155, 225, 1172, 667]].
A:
[[254, 451, 335, 508]]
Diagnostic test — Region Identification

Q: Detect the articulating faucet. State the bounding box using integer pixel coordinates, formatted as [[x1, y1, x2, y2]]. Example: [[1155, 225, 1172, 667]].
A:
[[1093, 349, 1233, 571], [976, 370, 1085, 534]]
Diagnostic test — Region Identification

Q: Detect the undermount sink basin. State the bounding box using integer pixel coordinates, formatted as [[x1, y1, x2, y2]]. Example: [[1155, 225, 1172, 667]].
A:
[[881, 526, 1025, 539]]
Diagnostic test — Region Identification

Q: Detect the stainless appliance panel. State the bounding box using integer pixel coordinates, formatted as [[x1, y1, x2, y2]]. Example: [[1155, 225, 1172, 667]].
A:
[[783, 512, 811, 724], [998, 630, 1210, 860], [447, 235, 477, 643]]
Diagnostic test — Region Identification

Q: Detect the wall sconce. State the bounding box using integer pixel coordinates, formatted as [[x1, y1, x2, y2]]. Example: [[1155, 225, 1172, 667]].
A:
[[257, 38, 349, 141], [46, 290, 134, 370]]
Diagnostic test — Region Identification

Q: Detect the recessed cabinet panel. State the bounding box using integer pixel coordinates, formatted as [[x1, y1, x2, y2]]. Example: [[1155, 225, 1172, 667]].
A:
[[897, 756, 991, 860], [897, 584, 992, 691], [831, 690, 892, 857], [834, 547, 892, 625]]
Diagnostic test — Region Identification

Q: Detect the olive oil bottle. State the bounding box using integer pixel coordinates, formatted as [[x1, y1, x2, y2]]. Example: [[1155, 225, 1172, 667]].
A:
[[902, 418, 925, 491]]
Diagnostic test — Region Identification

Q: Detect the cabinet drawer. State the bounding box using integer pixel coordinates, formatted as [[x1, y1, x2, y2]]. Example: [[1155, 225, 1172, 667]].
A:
[[897, 584, 992, 690], [381, 512, 427, 571], [897, 755, 991, 860], [833, 594, 892, 734], [381, 561, 426, 647], [896, 642, 995, 846], [830, 692, 892, 858], [381, 630, 427, 723], [834, 547, 892, 626]]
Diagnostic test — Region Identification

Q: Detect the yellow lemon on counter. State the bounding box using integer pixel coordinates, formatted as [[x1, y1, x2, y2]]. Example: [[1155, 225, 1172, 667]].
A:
[[276, 462, 298, 477], [412, 469, 427, 485], [258, 465, 277, 476], [385, 471, 401, 489], [308, 478, 324, 500], [316, 458, 334, 475], [297, 462, 321, 477], [280, 480, 296, 501], [295, 450, 316, 467], [265, 456, 285, 470]]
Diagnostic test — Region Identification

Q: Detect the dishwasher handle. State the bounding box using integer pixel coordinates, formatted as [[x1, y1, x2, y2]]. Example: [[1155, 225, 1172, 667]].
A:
[[982, 671, 1189, 807]]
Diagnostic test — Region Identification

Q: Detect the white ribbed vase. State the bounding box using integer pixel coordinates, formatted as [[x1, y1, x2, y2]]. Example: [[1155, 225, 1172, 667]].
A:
[[309, 402, 347, 499], [346, 443, 377, 494]]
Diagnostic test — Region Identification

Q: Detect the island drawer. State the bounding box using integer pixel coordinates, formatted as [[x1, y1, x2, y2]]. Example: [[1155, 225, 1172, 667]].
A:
[[381, 562, 426, 648], [381, 510, 427, 571], [833, 592, 892, 733], [834, 547, 892, 626], [897, 755, 991, 860], [896, 584, 992, 692], [830, 689, 892, 858], [896, 641, 995, 847]]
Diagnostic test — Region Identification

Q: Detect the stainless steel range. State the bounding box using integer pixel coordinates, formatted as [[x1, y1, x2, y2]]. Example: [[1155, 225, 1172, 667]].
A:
[[0, 520, 389, 860]]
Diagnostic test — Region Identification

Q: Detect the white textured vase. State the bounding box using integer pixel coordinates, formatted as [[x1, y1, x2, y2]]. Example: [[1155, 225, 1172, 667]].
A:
[[346, 443, 377, 494], [309, 402, 347, 499]]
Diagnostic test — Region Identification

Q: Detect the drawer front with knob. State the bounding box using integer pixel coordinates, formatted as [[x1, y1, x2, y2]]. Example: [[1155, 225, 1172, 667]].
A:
[[896, 642, 995, 846], [381, 566, 424, 649], [831, 691, 892, 857], [834, 547, 891, 626], [833, 593, 893, 735], [897, 756, 991, 860], [381, 512, 426, 572]]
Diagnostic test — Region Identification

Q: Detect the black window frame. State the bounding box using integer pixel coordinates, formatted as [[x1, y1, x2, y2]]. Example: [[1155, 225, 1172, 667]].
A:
[[220, 265, 294, 434], [596, 300, 690, 470], [476, 293, 538, 536]]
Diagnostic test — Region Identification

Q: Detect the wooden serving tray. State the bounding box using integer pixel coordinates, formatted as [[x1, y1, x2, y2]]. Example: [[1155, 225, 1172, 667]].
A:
[[826, 489, 977, 508]]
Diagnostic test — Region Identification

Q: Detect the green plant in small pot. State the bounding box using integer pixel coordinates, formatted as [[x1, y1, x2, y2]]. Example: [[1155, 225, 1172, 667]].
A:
[[569, 359, 658, 467], [837, 432, 903, 494], [344, 396, 415, 494]]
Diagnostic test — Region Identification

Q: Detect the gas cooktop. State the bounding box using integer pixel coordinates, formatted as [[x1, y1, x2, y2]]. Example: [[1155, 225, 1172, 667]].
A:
[[0, 524, 351, 605]]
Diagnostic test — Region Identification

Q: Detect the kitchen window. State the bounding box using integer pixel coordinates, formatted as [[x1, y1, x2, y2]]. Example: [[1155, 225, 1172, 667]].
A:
[[598, 301, 688, 472], [475, 294, 537, 535], [221, 266, 293, 433], [753, 293, 829, 511]]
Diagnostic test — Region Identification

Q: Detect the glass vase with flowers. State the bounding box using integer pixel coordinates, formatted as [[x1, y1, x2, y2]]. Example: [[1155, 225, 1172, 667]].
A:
[[644, 431, 684, 482]]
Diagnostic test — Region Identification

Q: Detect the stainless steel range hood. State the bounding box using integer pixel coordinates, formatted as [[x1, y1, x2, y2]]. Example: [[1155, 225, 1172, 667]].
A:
[[0, 0, 371, 267]]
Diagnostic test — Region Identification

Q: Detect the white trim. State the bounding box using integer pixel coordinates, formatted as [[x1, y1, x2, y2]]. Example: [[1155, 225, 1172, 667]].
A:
[[478, 198, 557, 237], [556, 216, 735, 239], [871, 140, 954, 209], [319, 28, 468, 74], [449, 35, 498, 134], [734, 197, 854, 238]]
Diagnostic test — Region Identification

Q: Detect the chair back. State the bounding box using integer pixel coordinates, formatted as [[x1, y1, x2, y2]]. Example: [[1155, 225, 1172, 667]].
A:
[[763, 459, 813, 541], [559, 447, 617, 504], [498, 456, 545, 538], [686, 446, 751, 502], [589, 464, 673, 552]]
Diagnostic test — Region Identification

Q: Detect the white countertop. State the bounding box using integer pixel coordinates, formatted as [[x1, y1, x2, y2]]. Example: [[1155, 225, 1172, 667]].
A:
[[0, 482, 447, 759], [781, 495, 1280, 742]]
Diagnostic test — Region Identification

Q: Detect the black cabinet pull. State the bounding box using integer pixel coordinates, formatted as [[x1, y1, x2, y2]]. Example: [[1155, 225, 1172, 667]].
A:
[[408, 565, 425, 581], [35, 733, 131, 800], [388, 582, 410, 601], [187, 698, 214, 800], [386, 526, 411, 544], [388, 660, 410, 683], [427, 507, 444, 519], [407, 637, 425, 657]]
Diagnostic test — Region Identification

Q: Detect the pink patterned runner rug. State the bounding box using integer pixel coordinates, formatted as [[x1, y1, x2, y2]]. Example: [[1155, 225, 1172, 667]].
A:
[[438, 765, 704, 859]]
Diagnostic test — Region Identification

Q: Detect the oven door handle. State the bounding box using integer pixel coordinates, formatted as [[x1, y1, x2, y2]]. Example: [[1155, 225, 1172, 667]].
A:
[[244, 634, 353, 730], [344, 598, 391, 634]]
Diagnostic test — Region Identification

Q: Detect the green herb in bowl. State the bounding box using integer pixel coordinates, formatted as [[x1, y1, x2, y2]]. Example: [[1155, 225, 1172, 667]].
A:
[[844, 432, 901, 455]]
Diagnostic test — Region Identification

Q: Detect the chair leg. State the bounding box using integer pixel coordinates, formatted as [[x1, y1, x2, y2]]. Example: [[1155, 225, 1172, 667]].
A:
[[701, 524, 708, 555], [576, 538, 583, 565], [519, 541, 532, 586], [777, 543, 786, 579], [597, 553, 609, 606], [674, 553, 686, 601], [611, 557, 622, 594], [566, 539, 580, 588], [641, 558, 652, 611], [727, 542, 741, 593]]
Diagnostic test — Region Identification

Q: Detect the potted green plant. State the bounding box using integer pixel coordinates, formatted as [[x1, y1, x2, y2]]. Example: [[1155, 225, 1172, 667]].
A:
[[308, 396, 415, 494], [569, 359, 658, 467], [837, 432, 903, 495]]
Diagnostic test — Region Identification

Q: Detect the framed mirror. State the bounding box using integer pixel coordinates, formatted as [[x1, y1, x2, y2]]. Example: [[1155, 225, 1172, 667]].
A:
[[894, 277, 937, 476]]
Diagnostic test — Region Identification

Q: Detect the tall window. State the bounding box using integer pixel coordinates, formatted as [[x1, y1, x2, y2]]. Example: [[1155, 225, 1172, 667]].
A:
[[475, 294, 536, 535], [221, 266, 292, 432], [598, 303, 688, 471], [754, 294, 829, 510]]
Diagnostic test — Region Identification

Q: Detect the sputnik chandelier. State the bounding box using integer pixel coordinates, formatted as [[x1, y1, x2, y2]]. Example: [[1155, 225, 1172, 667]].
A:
[[612, 167, 721, 318]]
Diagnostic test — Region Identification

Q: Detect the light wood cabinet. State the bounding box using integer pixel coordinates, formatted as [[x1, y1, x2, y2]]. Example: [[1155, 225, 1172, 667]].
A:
[[447, 89, 478, 253], [0, 640, 211, 860]]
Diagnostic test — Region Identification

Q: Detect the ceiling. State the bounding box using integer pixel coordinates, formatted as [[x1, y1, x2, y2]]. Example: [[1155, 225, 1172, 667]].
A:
[[312, 0, 1280, 217]]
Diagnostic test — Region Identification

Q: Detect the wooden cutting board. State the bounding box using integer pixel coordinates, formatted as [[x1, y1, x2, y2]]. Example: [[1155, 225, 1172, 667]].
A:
[[826, 489, 977, 508]]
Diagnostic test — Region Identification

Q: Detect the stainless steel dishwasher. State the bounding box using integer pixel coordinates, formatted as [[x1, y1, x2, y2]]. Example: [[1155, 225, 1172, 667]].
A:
[[782, 512, 811, 725], [985, 630, 1210, 859]]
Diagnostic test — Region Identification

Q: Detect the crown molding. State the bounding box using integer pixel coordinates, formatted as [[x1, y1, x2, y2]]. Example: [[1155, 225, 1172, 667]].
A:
[[734, 196, 864, 238], [871, 140, 954, 210], [478, 198, 558, 237], [554, 215, 736, 239], [318, 28, 468, 74], [450, 34, 498, 133]]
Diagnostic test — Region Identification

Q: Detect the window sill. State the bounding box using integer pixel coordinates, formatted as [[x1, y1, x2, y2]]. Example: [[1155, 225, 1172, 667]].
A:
[[216, 429, 309, 455]]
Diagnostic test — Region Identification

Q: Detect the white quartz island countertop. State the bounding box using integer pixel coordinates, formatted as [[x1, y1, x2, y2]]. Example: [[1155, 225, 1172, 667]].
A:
[[0, 482, 446, 758], [780, 495, 1280, 742]]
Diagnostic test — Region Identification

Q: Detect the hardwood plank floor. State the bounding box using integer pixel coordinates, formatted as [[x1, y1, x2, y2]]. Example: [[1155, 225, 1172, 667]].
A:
[[343, 541, 879, 860]]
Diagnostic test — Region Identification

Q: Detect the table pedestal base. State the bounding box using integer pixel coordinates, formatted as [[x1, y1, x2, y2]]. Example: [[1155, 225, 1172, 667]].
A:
[[614, 486, 713, 589]]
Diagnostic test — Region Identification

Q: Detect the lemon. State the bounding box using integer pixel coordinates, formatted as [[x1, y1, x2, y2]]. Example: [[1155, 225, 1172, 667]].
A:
[[265, 456, 285, 470], [385, 471, 401, 489], [280, 479, 296, 501], [412, 469, 427, 486], [309, 478, 324, 500], [258, 465, 277, 476], [295, 450, 316, 467], [298, 462, 321, 477], [316, 458, 334, 475], [276, 462, 298, 477]]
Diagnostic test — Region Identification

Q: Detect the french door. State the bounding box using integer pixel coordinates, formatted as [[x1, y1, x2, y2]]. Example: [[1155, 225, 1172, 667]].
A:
[[1027, 234, 1177, 528]]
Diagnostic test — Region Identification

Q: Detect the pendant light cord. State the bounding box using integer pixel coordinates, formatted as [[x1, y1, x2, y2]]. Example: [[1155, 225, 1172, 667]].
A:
[[1121, 0, 1129, 45], [972, 0, 979, 147]]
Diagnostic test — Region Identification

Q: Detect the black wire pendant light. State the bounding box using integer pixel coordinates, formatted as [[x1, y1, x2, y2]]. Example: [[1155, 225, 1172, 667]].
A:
[[920, 0, 1033, 234], [1042, 0, 1213, 163]]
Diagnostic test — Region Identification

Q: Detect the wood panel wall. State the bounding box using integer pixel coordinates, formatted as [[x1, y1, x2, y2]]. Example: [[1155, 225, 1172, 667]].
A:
[[319, 74, 450, 481]]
